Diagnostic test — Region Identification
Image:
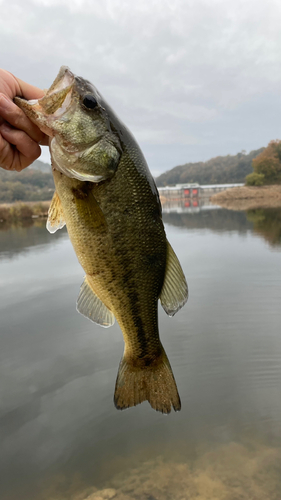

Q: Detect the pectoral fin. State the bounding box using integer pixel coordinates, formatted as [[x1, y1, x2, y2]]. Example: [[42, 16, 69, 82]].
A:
[[46, 191, 66, 233], [160, 241, 188, 316], [76, 276, 115, 328]]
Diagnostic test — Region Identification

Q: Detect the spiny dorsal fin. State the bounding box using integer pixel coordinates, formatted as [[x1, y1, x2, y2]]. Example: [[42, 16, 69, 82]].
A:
[[160, 241, 188, 316], [76, 276, 115, 328], [46, 191, 66, 234]]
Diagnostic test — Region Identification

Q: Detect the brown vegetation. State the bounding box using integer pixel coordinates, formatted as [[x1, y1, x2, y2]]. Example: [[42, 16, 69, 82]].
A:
[[0, 201, 50, 224], [211, 185, 281, 210], [246, 140, 281, 186]]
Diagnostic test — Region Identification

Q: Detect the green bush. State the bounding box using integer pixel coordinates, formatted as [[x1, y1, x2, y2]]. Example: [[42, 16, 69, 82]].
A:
[[245, 172, 265, 186]]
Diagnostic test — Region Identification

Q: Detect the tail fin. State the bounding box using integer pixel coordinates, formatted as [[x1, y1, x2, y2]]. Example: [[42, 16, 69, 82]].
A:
[[114, 347, 181, 414]]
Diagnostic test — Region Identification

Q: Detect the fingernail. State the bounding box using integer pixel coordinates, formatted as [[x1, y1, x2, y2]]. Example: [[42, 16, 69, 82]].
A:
[[0, 95, 13, 110]]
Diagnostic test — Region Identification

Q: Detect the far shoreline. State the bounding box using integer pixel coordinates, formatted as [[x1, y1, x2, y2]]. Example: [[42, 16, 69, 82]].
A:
[[1, 185, 281, 225], [210, 185, 281, 211]]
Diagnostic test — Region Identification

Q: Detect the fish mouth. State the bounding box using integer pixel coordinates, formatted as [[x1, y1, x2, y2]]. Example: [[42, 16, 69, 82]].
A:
[[38, 66, 75, 116], [14, 66, 75, 134]]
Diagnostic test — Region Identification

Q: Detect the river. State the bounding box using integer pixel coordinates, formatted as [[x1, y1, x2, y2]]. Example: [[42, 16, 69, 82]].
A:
[[0, 204, 281, 500]]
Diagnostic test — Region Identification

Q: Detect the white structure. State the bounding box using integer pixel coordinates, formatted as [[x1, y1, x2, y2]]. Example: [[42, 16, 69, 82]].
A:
[[158, 183, 244, 198]]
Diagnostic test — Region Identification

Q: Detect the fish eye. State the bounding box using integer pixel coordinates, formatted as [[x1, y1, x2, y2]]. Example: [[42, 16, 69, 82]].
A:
[[83, 95, 98, 109]]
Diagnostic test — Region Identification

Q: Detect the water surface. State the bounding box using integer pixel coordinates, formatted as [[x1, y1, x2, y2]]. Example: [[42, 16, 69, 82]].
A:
[[1, 207, 281, 500]]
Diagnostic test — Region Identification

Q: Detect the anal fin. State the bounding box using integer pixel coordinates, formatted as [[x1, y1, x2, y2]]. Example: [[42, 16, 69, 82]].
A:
[[47, 191, 66, 234], [160, 241, 188, 316], [76, 276, 115, 328]]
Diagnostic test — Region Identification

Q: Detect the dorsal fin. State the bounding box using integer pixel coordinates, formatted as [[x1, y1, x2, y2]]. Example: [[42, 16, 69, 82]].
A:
[[76, 276, 115, 328], [46, 191, 66, 234], [160, 241, 188, 316]]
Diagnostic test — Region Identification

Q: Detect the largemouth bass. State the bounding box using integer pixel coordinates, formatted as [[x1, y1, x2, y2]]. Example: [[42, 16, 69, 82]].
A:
[[15, 67, 188, 413]]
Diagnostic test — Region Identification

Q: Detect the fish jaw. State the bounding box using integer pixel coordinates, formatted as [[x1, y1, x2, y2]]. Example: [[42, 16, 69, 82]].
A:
[[15, 66, 121, 183], [14, 66, 75, 137]]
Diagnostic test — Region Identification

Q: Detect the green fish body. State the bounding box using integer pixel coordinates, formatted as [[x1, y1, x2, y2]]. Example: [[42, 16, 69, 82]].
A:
[[15, 67, 188, 413]]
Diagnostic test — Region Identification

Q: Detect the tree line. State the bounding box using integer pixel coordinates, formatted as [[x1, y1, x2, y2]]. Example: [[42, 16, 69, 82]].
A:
[[0, 161, 54, 203], [155, 148, 264, 187]]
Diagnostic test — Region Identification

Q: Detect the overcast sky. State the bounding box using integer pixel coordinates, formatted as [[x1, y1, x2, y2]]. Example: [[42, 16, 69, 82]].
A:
[[1, 0, 281, 176]]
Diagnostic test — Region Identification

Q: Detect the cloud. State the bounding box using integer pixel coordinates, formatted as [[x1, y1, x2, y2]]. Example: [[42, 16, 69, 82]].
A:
[[1, 0, 281, 172]]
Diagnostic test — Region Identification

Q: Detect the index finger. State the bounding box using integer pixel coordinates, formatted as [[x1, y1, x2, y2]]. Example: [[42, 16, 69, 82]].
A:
[[16, 77, 45, 100], [0, 94, 46, 144]]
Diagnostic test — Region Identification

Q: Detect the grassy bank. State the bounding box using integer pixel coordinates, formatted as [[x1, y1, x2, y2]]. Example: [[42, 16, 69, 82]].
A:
[[0, 201, 51, 224], [211, 185, 281, 210]]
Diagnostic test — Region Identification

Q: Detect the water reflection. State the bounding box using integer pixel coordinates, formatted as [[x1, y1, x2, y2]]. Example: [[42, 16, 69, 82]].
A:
[[1, 204, 281, 500], [246, 208, 281, 247], [163, 206, 253, 234], [0, 220, 67, 259], [162, 200, 281, 247]]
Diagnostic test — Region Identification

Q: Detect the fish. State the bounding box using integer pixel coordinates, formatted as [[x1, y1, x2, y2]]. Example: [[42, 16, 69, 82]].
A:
[[14, 66, 188, 414]]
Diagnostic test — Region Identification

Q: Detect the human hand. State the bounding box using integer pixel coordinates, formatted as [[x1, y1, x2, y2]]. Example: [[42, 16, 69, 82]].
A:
[[0, 69, 49, 172]]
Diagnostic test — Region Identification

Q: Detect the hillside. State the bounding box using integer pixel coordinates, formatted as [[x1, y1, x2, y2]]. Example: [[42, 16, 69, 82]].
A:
[[0, 160, 54, 203], [155, 148, 265, 187]]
